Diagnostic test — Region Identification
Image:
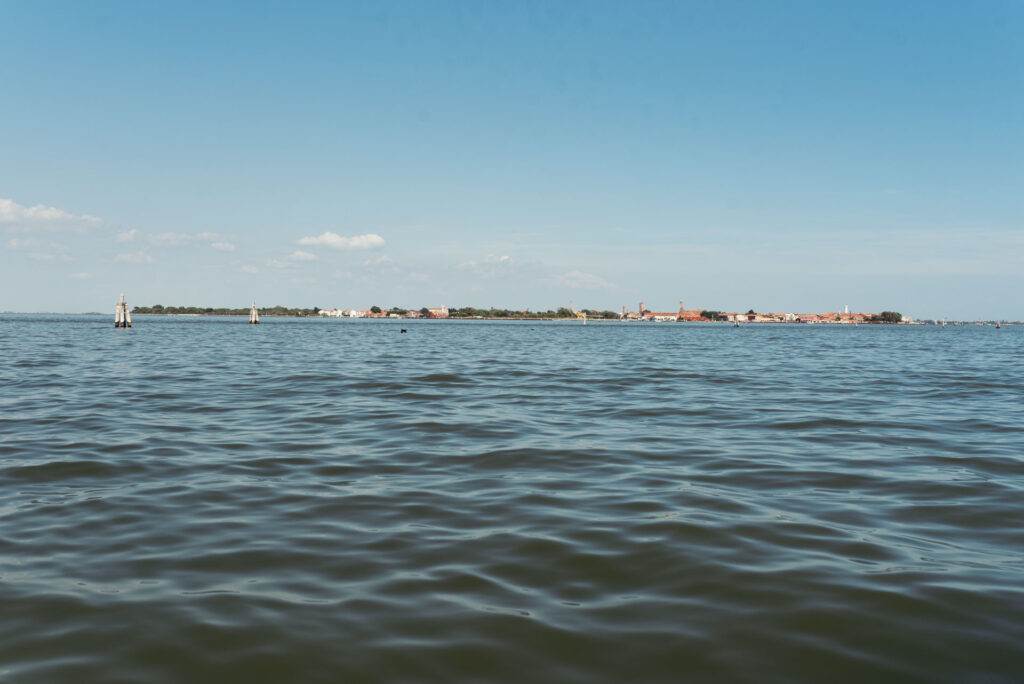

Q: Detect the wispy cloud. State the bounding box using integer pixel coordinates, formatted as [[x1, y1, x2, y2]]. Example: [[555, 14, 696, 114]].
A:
[[553, 269, 617, 290], [460, 253, 514, 277], [116, 229, 138, 242], [240, 265, 259, 274], [149, 232, 192, 246], [29, 251, 72, 262], [115, 250, 153, 264], [143, 231, 237, 251], [8, 237, 38, 248], [297, 232, 385, 250], [268, 248, 320, 269], [70, 272, 91, 280], [22, 241, 72, 262]]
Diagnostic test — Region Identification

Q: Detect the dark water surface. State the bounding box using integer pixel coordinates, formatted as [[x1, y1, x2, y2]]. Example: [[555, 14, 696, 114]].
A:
[[2, 315, 1023, 683]]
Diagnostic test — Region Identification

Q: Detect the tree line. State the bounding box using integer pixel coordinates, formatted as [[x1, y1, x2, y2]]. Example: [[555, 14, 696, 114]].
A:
[[133, 304, 321, 316]]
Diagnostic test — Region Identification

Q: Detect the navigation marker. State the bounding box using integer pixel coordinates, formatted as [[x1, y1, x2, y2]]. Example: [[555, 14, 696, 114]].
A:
[[115, 293, 132, 328]]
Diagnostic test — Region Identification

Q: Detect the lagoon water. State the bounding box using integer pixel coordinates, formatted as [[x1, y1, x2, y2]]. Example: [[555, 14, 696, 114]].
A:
[[1, 314, 1023, 683]]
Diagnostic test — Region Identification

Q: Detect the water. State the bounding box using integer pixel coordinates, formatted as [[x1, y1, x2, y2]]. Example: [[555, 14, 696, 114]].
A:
[[2, 315, 1023, 683]]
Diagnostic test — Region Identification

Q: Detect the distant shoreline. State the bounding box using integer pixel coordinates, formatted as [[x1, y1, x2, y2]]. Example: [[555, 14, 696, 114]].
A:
[[128, 305, 918, 324], [0, 315, 1011, 325], [128, 313, 943, 324]]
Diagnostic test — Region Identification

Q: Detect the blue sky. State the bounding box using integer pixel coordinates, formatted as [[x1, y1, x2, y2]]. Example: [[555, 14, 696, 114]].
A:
[[2, 0, 1021, 318]]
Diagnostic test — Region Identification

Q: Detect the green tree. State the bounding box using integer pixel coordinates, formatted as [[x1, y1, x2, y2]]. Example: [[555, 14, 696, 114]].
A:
[[370, 305, 382, 314]]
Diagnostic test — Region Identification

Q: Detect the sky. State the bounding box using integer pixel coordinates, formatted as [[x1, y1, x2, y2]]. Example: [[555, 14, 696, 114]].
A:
[[1, 0, 1021, 319]]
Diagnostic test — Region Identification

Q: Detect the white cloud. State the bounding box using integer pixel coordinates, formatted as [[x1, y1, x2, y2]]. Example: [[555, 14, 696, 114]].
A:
[[553, 269, 616, 290], [150, 232, 192, 246], [297, 232, 385, 250], [2, 198, 74, 223], [211, 241, 236, 251], [486, 254, 510, 263], [115, 250, 153, 264], [196, 232, 218, 241], [240, 265, 259, 274], [116, 229, 138, 242], [0, 198, 101, 229], [289, 250, 318, 261], [70, 272, 91, 280], [8, 237, 38, 248], [267, 258, 292, 269]]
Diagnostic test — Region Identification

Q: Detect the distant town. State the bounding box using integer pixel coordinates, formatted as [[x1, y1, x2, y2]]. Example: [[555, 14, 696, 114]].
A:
[[315, 302, 913, 324], [129, 301, 938, 324]]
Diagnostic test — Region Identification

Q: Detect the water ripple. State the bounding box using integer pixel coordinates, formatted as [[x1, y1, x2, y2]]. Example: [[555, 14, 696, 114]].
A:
[[1, 315, 1023, 682]]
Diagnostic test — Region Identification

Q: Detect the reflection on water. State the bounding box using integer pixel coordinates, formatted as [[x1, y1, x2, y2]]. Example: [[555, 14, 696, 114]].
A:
[[1, 315, 1023, 682]]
